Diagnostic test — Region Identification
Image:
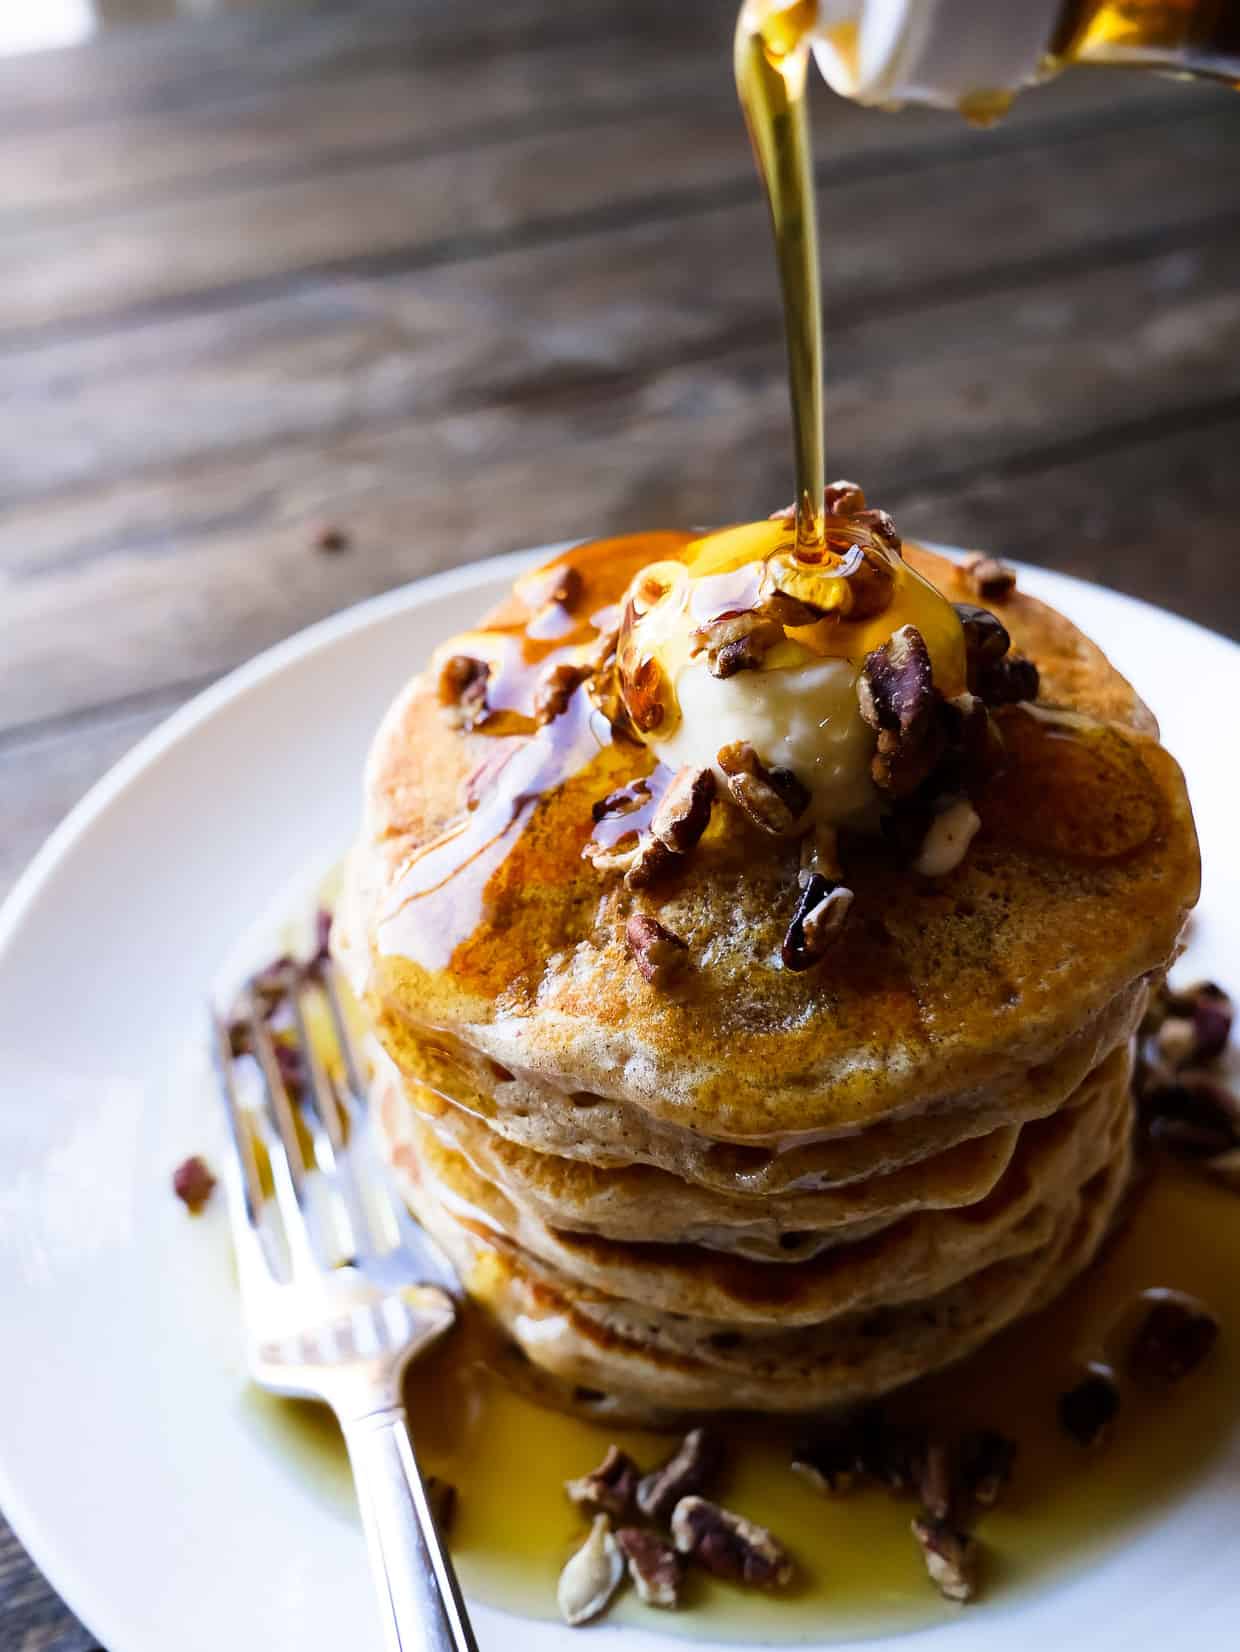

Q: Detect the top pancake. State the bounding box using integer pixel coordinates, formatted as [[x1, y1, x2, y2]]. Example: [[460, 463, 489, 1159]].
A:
[[339, 537, 1198, 1144]]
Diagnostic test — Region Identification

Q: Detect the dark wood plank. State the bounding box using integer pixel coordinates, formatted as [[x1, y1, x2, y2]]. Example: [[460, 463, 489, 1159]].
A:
[[3, 199, 1238, 732], [2, 73, 1228, 344], [0, 1519, 97, 1652]]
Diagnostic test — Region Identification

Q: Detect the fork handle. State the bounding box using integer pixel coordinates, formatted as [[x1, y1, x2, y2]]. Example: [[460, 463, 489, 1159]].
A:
[[341, 1405, 479, 1652]]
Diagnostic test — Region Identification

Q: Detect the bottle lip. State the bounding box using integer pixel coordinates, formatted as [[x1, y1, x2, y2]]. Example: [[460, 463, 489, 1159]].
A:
[[812, 0, 1064, 114]]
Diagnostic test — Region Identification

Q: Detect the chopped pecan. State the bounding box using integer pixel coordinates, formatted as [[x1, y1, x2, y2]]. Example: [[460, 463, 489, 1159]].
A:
[[958, 1430, 1016, 1510], [717, 741, 810, 836], [566, 1445, 641, 1520], [790, 1428, 858, 1496], [963, 553, 1016, 602], [1152, 981, 1233, 1067], [852, 507, 901, 554], [766, 588, 827, 629], [858, 626, 944, 798], [953, 602, 1011, 676], [524, 561, 583, 614], [636, 1427, 722, 1522], [626, 914, 690, 988], [915, 1438, 957, 1523], [624, 655, 668, 733], [438, 654, 490, 729], [671, 1497, 794, 1588], [782, 873, 853, 970], [583, 830, 679, 890], [855, 1411, 927, 1493], [650, 765, 716, 856], [1140, 1069, 1240, 1159], [824, 479, 867, 516], [424, 1476, 457, 1536], [691, 610, 783, 678], [616, 1528, 683, 1608], [1058, 1369, 1119, 1447], [592, 779, 651, 823], [911, 1515, 978, 1603], [557, 1514, 624, 1627], [172, 1154, 216, 1215], [975, 651, 1039, 706], [535, 662, 589, 724], [1127, 1298, 1218, 1386], [914, 799, 981, 878]]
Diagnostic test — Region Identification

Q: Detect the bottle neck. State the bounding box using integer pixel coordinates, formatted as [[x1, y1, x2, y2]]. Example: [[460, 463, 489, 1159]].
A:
[[809, 0, 1240, 117]]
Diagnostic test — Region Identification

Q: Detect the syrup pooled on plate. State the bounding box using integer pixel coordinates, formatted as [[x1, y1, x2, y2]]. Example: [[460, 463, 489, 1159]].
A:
[[247, 1161, 1240, 1641]]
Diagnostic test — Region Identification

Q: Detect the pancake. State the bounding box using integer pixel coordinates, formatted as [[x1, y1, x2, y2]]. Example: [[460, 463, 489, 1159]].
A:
[[392, 1113, 1133, 1422], [384, 1045, 1130, 1325], [372, 976, 1145, 1193], [337, 525, 1196, 1418], [338, 541, 1197, 1149]]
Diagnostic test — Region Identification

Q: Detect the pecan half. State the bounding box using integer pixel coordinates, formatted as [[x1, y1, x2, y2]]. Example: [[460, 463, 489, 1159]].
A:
[[782, 873, 853, 970], [636, 1427, 722, 1523], [1139, 1069, 1240, 1159], [962, 554, 1016, 602], [626, 914, 690, 988], [691, 610, 783, 678], [824, 479, 867, 516], [958, 1430, 1016, 1510], [717, 741, 810, 836], [858, 626, 944, 797], [852, 507, 901, 554], [566, 1445, 641, 1520], [1150, 981, 1233, 1067], [172, 1154, 216, 1215], [1058, 1370, 1119, 1447], [650, 765, 716, 856], [911, 1515, 978, 1603], [557, 1514, 624, 1627], [438, 654, 490, 729], [671, 1497, 794, 1588], [1127, 1298, 1218, 1386], [616, 1528, 683, 1608], [535, 662, 589, 724]]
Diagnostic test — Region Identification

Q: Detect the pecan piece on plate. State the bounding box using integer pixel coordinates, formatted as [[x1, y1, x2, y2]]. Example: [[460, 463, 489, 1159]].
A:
[[172, 1154, 216, 1215], [636, 1427, 722, 1523], [535, 662, 589, 724], [671, 1497, 794, 1588], [1127, 1297, 1219, 1386], [565, 1445, 641, 1520], [616, 1528, 683, 1608], [911, 1515, 978, 1603], [717, 741, 810, 836], [1058, 1369, 1120, 1447]]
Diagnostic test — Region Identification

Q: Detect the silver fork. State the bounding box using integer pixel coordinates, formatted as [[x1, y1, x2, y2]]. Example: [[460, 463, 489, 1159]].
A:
[[211, 952, 479, 1652]]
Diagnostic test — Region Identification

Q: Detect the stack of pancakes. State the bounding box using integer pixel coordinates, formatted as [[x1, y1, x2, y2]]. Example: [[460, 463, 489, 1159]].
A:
[[337, 541, 1199, 1422]]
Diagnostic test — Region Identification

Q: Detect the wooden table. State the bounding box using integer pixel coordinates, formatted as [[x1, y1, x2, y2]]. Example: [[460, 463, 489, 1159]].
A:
[[2, 1, 1239, 1644]]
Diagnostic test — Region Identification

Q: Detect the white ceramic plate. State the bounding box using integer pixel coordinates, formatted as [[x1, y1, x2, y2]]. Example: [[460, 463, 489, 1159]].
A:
[[1, 546, 1238, 1652]]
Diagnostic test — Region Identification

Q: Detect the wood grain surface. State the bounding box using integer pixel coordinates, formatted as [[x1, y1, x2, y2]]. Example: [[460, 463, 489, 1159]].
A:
[[3, 1, 1240, 1645]]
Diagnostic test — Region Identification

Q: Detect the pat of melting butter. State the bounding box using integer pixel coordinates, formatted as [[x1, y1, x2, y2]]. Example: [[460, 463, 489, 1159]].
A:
[[618, 518, 966, 831], [656, 654, 880, 828]]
